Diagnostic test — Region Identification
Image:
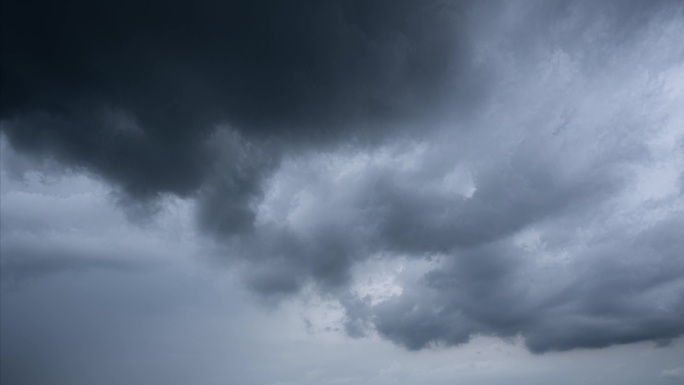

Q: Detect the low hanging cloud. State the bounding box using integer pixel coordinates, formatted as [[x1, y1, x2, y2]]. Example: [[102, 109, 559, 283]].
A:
[[1, 0, 475, 201], [1, 0, 684, 355]]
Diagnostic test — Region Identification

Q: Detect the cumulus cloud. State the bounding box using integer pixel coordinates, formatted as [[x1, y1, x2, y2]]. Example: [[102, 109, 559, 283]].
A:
[[2, 0, 684, 357], [220, 0, 684, 352]]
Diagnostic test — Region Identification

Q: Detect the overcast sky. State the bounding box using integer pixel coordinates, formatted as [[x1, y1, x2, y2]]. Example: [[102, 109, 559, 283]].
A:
[[2, 0, 684, 384]]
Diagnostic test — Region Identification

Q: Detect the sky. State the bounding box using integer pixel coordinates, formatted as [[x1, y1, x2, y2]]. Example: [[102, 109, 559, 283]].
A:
[[1, 0, 684, 384]]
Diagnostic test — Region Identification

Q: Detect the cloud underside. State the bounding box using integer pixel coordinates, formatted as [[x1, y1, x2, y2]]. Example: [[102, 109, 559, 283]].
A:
[[2, 0, 684, 353]]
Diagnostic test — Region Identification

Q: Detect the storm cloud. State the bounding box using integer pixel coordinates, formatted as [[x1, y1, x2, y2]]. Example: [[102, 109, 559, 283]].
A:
[[1, 0, 475, 200], [2, 0, 684, 372]]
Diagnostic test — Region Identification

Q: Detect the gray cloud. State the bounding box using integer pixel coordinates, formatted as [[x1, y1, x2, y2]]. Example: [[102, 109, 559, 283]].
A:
[[369, 210, 684, 353], [212, 0, 684, 353], [2, 0, 684, 362], [663, 366, 684, 382], [1, 0, 476, 205], [0, 138, 198, 285]]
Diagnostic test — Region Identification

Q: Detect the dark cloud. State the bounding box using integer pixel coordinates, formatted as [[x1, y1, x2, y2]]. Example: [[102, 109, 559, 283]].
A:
[[215, 0, 684, 353], [1, 0, 475, 203], [368, 212, 684, 353], [523, 215, 684, 353], [232, 222, 359, 296], [2, 0, 684, 359]]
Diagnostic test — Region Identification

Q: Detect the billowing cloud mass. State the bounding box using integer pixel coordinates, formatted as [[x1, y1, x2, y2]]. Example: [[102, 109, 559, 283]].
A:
[[2, 0, 684, 372], [1, 0, 475, 199]]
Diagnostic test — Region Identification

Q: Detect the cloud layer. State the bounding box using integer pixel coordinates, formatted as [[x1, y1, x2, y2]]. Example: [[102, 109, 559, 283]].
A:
[[2, 0, 684, 357]]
